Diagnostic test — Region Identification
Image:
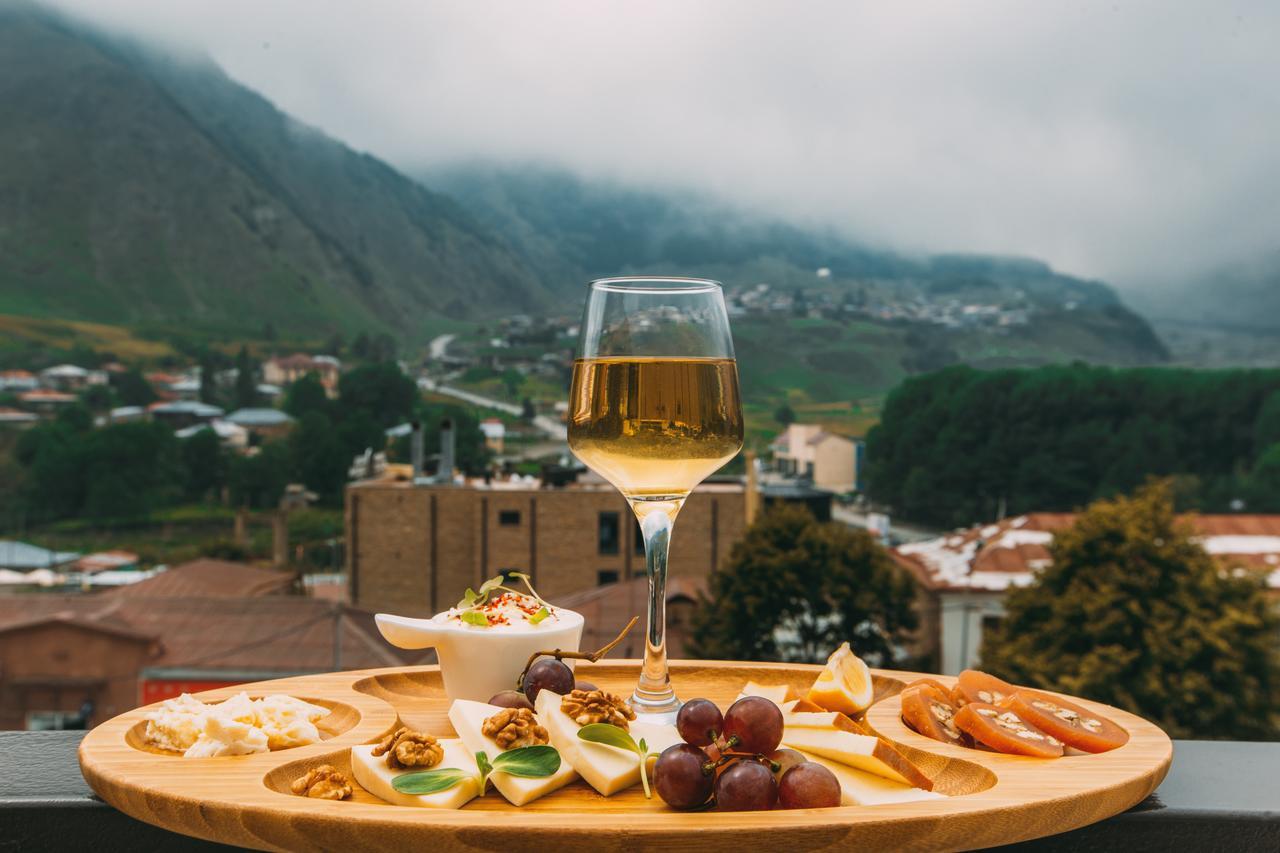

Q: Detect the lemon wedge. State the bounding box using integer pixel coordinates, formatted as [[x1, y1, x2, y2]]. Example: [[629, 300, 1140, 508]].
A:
[[806, 642, 874, 715]]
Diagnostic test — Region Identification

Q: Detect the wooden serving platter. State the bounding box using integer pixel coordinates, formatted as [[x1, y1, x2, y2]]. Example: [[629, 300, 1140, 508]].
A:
[[78, 661, 1171, 852]]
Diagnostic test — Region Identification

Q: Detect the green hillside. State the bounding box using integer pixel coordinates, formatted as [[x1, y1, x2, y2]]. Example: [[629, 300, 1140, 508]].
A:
[[0, 2, 553, 340]]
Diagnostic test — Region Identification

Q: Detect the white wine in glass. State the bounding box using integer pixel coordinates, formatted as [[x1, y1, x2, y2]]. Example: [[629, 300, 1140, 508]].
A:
[[568, 278, 744, 721]]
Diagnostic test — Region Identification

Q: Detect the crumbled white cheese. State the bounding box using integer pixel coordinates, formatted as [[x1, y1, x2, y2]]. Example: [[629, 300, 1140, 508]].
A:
[[143, 691, 330, 758]]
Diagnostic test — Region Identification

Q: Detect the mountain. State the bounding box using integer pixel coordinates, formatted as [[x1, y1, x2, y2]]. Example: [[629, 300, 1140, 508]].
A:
[[0, 2, 553, 339], [425, 164, 1170, 367]]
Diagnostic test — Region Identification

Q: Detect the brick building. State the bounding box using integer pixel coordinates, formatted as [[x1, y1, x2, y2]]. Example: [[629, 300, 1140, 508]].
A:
[[345, 478, 748, 617]]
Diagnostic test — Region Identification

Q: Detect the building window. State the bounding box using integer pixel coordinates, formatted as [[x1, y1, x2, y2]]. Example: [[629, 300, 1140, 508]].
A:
[[498, 510, 521, 526], [634, 519, 646, 556], [597, 569, 619, 586], [598, 511, 620, 555], [26, 710, 85, 731]]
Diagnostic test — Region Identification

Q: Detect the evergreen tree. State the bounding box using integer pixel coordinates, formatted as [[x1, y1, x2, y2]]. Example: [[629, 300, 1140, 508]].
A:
[[112, 369, 156, 407], [689, 504, 917, 665], [980, 481, 1280, 740], [774, 404, 796, 426], [283, 374, 330, 420], [180, 428, 226, 501], [233, 345, 258, 410], [288, 411, 347, 505], [198, 350, 219, 405]]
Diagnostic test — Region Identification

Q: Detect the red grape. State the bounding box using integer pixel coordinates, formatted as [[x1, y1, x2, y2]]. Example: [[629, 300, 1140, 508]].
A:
[[487, 690, 534, 711], [521, 658, 574, 702], [723, 696, 784, 755], [778, 762, 841, 809], [654, 743, 714, 809], [714, 758, 778, 811], [676, 698, 723, 747], [767, 747, 806, 781]]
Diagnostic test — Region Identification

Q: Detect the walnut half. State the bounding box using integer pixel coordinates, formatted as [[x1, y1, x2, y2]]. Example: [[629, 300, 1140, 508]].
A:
[[371, 727, 444, 769], [560, 689, 636, 731], [291, 764, 352, 800], [482, 707, 549, 749]]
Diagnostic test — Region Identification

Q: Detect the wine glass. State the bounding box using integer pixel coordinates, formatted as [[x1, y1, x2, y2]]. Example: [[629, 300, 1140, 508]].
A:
[[568, 277, 744, 721]]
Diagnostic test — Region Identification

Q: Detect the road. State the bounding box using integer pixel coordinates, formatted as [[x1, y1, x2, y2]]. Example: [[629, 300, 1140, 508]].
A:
[[417, 377, 568, 441], [428, 333, 457, 361]]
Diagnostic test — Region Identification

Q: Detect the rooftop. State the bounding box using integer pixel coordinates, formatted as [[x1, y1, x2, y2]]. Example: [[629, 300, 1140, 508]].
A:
[[225, 407, 294, 426], [894, 512, 1280, 592], [0, 540, 81, 571], [109, 558, 295, 599]]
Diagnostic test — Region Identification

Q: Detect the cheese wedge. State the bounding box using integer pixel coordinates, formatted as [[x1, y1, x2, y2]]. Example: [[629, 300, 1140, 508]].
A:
[[784, 710, 872, 735], [447, 699, 578, 806], [350, 738, 480, 809], [534, 690, 683, 796], [796, 750, 944, 806], [736, 681, 790, 704], [781, 726, 933, 790]]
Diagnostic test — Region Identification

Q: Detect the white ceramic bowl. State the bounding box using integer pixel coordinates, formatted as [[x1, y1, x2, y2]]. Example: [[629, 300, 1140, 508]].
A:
[[375, 608, 585, 701]]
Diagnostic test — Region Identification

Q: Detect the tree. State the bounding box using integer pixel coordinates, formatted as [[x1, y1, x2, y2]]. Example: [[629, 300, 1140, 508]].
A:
[[338, 363, 416, 428], [79, 384, 116, 412], [288, 411, 347, 504], [56, 403, 93, 433], [521, 397, 536, 422], [79, 423, 182, 520], [262, 321, 278, 341], [181, 429, 226, 501], [283, 374, 330, 420], [324, 331, 345, 357], [351, 332, 372, 360], [198, 350, 219, 405], [774, 404, 796, 426], [112, 369, 156, 407], [233, 345, 258, 410], [980, 481, 1280, 740], [229, 441, 291, 509], [688, 504, 918, 665]]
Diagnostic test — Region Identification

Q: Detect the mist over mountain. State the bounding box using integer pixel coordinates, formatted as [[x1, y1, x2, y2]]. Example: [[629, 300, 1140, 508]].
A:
[[0, 1, 553, 339]]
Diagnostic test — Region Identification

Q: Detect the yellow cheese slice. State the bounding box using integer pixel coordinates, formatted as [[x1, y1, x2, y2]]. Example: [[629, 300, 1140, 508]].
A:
[[735, 681, 790, 704], [350, 738, 479, 809], [796, 750, 944, 806], [447, 699, 577, 806], [534, 690, 681, 796], [781, 726, 932, 789]]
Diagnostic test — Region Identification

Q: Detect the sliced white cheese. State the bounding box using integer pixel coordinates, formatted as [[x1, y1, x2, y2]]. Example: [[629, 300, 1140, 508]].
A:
[[447, 699, 577, 806], [350, 738, 480, 809], [534, 690, 682, 796], [797, 750, 944, 806], [781, 726, 932, 789], [735, 681, 790, 704]]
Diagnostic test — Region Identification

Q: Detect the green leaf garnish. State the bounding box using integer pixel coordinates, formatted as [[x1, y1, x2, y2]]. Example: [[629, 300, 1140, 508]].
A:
[[577, 724, 653, 798], [460, 610, 490, 626], [391, 767, 471, 795], [528, 606, 551, 625], [490, 744, 561, 778]]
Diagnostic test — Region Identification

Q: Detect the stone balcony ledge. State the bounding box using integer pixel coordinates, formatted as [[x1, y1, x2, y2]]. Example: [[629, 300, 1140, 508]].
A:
[[2, 731, 1277, 851]]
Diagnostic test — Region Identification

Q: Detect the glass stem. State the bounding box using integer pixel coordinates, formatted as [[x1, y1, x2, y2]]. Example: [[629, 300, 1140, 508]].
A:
[[631, 499, 681, 717]]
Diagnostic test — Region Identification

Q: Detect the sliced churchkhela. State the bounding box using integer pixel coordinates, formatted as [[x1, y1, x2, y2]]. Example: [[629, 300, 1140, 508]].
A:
[[953, 702, 1064, 758], [1000, 690, 1128, 753], [900, 683, 969, 747], [951, 670, 1018, 707]]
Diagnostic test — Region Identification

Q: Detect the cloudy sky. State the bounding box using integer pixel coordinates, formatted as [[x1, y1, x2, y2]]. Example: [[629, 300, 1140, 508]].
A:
[[47, 0, 1280, 290]]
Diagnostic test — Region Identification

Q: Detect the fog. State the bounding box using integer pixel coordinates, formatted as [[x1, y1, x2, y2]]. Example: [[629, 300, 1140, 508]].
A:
[[43, 0, 1280, 290]]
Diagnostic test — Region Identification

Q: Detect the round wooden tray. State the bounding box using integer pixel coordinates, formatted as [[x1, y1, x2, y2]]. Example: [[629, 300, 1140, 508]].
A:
[[78, 660, 1171, 851]]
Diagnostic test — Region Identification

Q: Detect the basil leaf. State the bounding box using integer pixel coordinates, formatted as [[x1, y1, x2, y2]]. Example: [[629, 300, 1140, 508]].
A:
[[460, 610, 490, 627], [577, 723, 640, 756], [528, 606, 551, 625], [491, 744, 561, 777], [392, 767, 470, 795]]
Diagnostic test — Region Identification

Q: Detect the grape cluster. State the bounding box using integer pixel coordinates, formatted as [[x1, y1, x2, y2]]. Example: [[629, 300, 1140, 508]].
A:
[[652, 695, 841, 811]]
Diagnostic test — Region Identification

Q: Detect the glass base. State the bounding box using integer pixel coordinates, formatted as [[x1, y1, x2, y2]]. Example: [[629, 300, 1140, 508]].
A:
[[630, 688, 681, 725]]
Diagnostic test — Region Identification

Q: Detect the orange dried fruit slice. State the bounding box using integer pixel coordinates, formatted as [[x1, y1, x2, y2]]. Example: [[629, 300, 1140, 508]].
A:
[[1001, 690, 1128, 754], [953, 670, 1018, 707], [954, 702, 1064, 758], [903, 677, 951, 695], [806, 642, 874, 715], [900, 684, 968, 747]]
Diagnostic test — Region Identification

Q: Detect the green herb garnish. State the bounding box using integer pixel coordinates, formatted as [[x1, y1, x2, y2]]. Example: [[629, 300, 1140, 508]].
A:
[[453, 571, 553, 627], [577, 723, 655, 798], [391, 745, 560, 798]]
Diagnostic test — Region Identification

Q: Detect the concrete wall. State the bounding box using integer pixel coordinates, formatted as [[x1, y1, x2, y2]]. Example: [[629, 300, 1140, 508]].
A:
[[938, 591, 1007, 675]]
